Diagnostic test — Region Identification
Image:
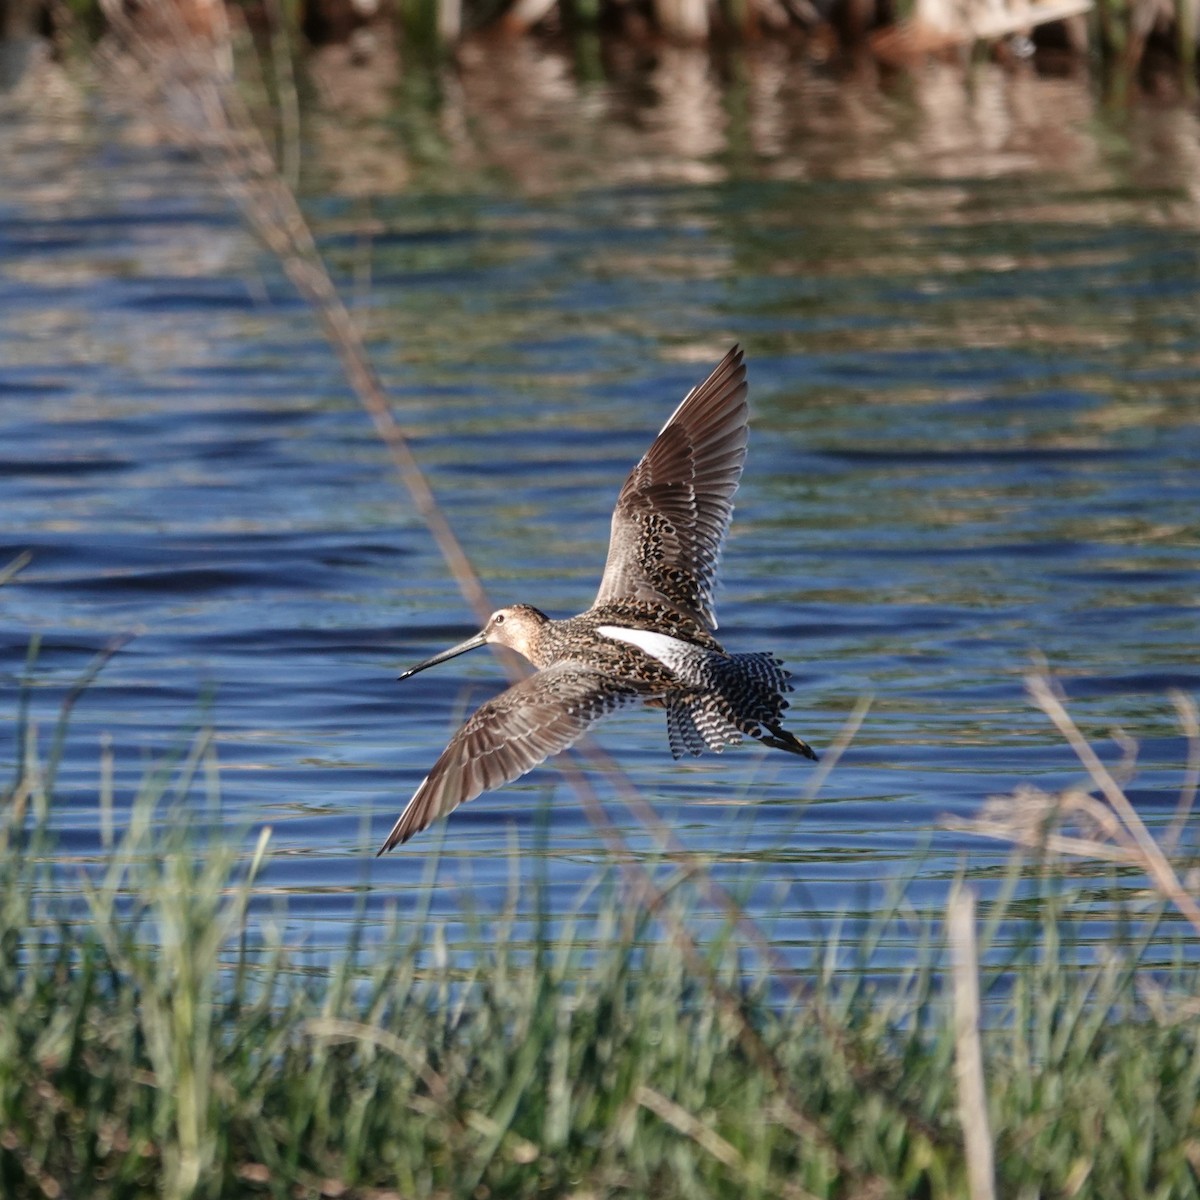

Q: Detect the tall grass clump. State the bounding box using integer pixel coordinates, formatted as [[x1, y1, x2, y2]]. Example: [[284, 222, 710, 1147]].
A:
[[2, 630, 1200, 1198]]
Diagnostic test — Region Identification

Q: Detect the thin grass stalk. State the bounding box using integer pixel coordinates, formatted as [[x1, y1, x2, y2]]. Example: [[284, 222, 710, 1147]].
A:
[[1027, 671, 1200, 936], [945, 668, 1200, 938], [43, 632, 135, 801], [1178, 0, 1198, 82], [9, 633, 43, 828], [1165, 689, 1199, 850], [801, 692, 872, 803], [95, 0, 492, 630], [97, 731, 114, 850], [0, 551, 32, 588], [261, 0, 301, 189]]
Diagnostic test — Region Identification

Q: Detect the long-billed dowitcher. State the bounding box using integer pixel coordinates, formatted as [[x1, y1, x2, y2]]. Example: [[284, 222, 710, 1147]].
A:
[[379, 346, 816, 853]]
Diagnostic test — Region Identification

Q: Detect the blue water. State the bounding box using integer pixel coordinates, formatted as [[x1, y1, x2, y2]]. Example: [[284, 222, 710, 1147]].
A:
[[2, 54, 1199, 964]]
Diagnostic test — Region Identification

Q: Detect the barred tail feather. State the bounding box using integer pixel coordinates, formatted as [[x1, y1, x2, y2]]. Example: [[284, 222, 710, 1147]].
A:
[[662, 649, 814, 761], [666, 697, 744, 758]]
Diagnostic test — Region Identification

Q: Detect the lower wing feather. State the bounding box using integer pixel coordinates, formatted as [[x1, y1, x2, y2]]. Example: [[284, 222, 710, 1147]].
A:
[[379, 664, 638, 853]]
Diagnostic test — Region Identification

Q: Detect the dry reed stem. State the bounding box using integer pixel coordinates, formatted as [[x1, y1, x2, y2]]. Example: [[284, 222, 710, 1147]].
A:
[[260, 0, 301, 189], [634, 1086, 823, 1200], [948, 886, 996, 1200], [803, 692, 872, 802], [297, 1018, 454, 1108], [44, 631, 138, 799], [0, 551, 33, 588], [1166, 688, 1200, 851], [944, 812, 1147, 866], [95, 0, 493, 629], [946, 667, 1200, 939], [634, 1086, 750, 1174], [1029, 671, 1200, 936]]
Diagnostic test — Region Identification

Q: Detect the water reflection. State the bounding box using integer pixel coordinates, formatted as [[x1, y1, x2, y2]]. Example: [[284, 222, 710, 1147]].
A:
[[1, 41, 1199, 963], [298, 42, 1200, 198]]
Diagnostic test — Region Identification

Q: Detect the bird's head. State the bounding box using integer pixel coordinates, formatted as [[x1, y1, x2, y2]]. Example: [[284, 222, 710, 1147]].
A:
[[398, 604, 550, 680], [480, 604, 549, 662]]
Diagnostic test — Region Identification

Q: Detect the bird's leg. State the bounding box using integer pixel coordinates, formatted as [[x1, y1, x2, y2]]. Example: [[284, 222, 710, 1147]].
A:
[[755, 723, 819, 761]]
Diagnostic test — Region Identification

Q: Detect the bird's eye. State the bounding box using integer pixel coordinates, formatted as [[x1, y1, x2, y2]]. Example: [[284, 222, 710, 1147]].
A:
[[494, 613, 505, 625]]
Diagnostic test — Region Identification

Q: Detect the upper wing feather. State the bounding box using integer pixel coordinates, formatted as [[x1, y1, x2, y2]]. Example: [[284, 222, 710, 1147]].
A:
[[593, 346, 748, 629], [378, 664, 637, 853]]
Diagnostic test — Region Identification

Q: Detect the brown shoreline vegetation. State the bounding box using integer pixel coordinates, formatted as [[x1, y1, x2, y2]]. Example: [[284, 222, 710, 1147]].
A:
[[0, 0, 1197, 89]]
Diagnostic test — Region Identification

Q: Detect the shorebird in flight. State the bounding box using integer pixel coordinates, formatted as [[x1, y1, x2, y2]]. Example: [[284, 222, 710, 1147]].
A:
[[379, 346, 816, 853]]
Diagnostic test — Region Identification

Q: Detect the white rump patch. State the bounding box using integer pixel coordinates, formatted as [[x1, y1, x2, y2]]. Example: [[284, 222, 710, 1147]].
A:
[[596, 625, 697, 671]]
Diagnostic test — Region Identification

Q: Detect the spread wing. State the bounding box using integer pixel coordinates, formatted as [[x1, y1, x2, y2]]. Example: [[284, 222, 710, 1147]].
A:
[[378, 664, 638, 853], [593, 346, 748, 630]]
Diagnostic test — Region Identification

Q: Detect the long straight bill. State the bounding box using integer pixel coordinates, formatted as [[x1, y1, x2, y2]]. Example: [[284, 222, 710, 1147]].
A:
[[398, 630, 487, 681]]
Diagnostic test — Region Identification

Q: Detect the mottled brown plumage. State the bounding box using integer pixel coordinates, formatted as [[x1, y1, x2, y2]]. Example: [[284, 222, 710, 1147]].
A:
[[379, 346, 816, 854]]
